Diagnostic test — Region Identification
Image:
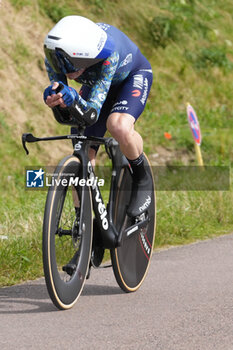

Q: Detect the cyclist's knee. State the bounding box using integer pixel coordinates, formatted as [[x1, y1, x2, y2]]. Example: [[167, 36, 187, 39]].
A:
[[107, 113, 135, 145]]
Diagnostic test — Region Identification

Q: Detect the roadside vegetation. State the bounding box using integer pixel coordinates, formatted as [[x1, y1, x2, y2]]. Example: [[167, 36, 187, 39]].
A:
[[0, 0, 232, 286]]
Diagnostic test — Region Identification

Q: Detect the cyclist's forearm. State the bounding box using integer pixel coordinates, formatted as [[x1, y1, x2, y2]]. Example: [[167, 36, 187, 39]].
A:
[[76, 51, 119, 118], [75, 93, 101, 118], [45, 58, 67, 84]]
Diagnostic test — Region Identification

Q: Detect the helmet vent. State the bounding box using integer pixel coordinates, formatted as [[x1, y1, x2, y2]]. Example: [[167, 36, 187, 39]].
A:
[[48, 35, 61, 40]]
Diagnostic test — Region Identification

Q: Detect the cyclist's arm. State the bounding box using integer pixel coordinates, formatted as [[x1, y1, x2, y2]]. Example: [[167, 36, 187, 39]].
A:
[[76, 51, 119, 118], [45, 58, 68, 85], [44, 51, 119, 118]]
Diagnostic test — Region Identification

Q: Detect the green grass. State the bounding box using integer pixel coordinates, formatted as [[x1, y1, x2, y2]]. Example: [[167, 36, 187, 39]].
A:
[[0, 111, 47, 285], [0, 236, 43, 286], [155, 190, 233, 247], [1, 0, 233, 286]]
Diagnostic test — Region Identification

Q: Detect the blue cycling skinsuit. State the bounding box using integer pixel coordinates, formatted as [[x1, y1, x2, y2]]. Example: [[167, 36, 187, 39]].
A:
[[45, 23, 153, 139]]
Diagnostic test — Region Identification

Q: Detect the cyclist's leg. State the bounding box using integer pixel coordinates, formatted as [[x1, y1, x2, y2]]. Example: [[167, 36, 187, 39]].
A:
[[107, 113, 142, 159], [106, 69, 153, 216], [106, 67, 152, 153]]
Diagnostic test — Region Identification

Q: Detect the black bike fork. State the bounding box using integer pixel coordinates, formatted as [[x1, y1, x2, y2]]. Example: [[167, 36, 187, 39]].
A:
[[89, 167, 118, 249]]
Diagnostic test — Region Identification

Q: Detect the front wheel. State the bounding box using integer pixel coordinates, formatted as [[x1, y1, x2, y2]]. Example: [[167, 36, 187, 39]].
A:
[[43, 156, 93, 310], [110, 153, 156, 292]]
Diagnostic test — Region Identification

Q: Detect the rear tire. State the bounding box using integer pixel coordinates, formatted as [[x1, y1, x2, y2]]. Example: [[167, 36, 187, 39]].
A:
[[110, 154, 156, 292], [43, 156, 92, 310]]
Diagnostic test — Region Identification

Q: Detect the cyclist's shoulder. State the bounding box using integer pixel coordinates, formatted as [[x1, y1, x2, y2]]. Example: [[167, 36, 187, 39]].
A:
[[97, 22, 135, 44], [104, 50, 120, 68], [77, 50, 119, 84], [96, 22, 112, 31]]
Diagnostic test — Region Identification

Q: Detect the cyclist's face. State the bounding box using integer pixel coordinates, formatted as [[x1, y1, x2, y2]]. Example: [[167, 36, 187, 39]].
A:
[[66, 69, 85, 80]]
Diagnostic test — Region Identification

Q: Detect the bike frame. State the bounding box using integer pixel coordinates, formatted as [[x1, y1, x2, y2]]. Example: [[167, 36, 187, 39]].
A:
[[71, 132, 123, 249], [22, 129, 149, 249]]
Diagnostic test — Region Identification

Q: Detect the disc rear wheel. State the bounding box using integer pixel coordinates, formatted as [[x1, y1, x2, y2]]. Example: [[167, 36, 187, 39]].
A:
[[110, 154, 156, 292]]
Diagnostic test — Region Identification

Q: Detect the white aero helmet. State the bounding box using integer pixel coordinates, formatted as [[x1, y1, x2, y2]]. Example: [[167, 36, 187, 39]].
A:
[[44, 16, 115, 74]]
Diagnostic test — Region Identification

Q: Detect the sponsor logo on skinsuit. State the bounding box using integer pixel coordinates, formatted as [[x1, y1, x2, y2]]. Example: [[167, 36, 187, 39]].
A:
[[133, 74, 144, 89], [131, 89, 141, 97], [119, 53, 133, 68], [140, 78, 149, 105]]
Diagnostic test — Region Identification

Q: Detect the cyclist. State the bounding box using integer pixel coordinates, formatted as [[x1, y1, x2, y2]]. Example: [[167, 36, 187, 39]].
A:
[[43, 15, 153, 217]]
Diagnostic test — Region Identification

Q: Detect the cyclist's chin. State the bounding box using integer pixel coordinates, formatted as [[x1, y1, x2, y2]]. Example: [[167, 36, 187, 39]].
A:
[[66, 69, 85, 80]]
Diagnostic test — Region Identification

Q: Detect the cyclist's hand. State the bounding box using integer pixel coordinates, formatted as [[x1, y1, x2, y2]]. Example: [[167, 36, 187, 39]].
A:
[[43, 81, 79, 108], [59, 83, 79, 107], [44, 82, 66, 108]]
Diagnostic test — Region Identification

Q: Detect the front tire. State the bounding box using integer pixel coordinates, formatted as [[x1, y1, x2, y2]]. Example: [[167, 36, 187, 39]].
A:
[[43, 156, 93, 310]]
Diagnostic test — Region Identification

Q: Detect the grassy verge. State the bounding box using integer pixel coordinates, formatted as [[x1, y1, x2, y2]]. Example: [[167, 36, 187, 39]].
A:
[[156, 190, 233, 247], [1, 189, 232, 287], [1, 147, 232, 286], [0, 112, 46, 285]]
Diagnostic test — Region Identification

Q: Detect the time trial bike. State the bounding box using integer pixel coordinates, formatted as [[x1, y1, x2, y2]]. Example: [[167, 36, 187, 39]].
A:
[[22, 101, 156, 310]]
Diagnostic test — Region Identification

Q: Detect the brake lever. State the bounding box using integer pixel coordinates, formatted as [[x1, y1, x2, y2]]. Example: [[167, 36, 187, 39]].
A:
[[22, 133, 40, 155]]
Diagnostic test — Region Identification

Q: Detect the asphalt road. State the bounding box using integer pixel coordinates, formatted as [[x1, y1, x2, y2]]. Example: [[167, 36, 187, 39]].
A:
[[1, 233, 233, 350]]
